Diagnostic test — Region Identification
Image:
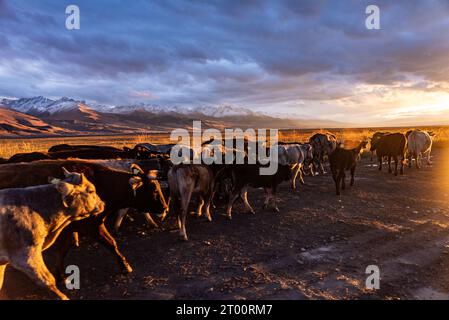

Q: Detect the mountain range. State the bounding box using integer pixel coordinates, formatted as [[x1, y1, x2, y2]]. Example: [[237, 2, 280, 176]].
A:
[[0, 96, 349, 137]]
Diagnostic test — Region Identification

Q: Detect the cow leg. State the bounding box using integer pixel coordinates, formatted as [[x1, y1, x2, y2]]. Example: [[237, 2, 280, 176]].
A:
[[335, 171, 341, 195], [204, 193, 213, 222], [393, 155, 399, 176], [179, 189, 193, 241], [114, 208, 129, 232], [0, 264, 7, 291], [319, 159, 326, 175], [426, 150, 432, 165], [96, 223, 133, 273], [378, 155, 382, 171], [291, 164, 300, 190], [298, 164, 305, 185], [413, 151, 421, 169], [263, 187, 272, 209], [13, 250, 68, 300], [158, 197, 171, 221], [309, 163, 316, 176], [400, 153, 405, 175], [350, 166, 356, 186], [226, 191, 240, 220], [272, 184, 280, 213], [408, 151, 413, 168], [241, 186, 255, 214], [52, 229, 73, 282], [388, 156, 392, 174], [341, 171, 346, 190], [196, 196, 205, 218], [143, 212, 159, 228]]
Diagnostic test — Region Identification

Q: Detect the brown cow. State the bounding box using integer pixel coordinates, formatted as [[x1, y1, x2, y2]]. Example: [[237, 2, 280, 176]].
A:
[[0, 171, 104, 300], [370, 133, 407, 176]]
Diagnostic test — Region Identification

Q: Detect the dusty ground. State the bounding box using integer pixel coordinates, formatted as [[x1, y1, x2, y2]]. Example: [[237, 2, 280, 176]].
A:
[[3, 147, 449, 300]]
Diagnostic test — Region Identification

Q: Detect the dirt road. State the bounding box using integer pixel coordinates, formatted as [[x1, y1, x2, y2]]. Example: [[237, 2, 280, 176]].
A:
[[3, 147, 449, 300]]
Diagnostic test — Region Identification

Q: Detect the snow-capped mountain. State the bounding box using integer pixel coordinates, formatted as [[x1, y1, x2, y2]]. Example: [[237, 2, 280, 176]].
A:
[[1, 96, 259, 118], [1, 96, 87, 116], [0, 96, 351, 137]]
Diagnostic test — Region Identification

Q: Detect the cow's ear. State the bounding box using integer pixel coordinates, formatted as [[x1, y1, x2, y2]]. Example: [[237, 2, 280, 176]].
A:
[[79, 173, 87, 185]]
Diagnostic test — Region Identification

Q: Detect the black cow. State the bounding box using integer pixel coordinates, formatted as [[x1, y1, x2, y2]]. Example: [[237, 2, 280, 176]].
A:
[[221, 163, 291, 219], [329, 141, 368, 195], [370, 133, 407, 176]]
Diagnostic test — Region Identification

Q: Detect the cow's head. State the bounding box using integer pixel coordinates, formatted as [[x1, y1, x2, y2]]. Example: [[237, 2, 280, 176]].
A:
[[50, 167, 105, 220], [301, 143, 314, 165], [128, 164, 169, 219], [370, 136, 382, 151]]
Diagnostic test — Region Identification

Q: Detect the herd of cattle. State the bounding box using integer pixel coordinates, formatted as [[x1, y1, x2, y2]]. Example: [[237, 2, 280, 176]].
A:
[[0, 129, 435, 299]]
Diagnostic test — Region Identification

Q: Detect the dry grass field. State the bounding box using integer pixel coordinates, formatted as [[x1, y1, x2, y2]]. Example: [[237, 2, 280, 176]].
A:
[[1, 126, 449, 159]]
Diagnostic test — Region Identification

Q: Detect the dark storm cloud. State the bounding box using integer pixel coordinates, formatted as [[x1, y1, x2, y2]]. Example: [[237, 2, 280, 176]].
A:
[[1, 0, 449, 122]]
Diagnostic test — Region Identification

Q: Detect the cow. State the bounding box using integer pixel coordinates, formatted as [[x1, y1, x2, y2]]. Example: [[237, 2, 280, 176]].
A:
[[370, 133, 407, 176], [222, 163, 292, 220], [0, 159, 168, 280], [406, 130, 434, 169], [6, 151, 52, 163], [308, 133, 337, 174], [167, 164, 215, 241], [370, 131, 389, 161], [0, 171, 105, 300], [48, 144, 123, 153], [0, 158, 6, 165], [277, 143, 314, 189], [6, 147, 139, 164], [329, 141, 368, 195]]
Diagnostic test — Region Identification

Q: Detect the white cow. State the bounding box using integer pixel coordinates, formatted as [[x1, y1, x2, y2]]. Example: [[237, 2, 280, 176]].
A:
[[277, 143, 313, 189], [406, 130, 434, 168]]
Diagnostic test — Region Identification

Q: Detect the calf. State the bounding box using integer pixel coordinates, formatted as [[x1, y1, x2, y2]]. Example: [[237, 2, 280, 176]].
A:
[[370, 133, 407, 176], [167, 164, 215, 241], [329, 141, 368, 195], [406, 130, 434, 168], [277, 143, 313, 189], [0, 171, 104, 300], [0, 160, 168, 279], [308, 133, 337, 174], [223, 163, 291, 219]]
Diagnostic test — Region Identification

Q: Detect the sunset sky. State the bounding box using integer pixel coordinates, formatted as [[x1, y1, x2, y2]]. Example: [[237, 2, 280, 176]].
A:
[[1, 0, 449, 126]]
